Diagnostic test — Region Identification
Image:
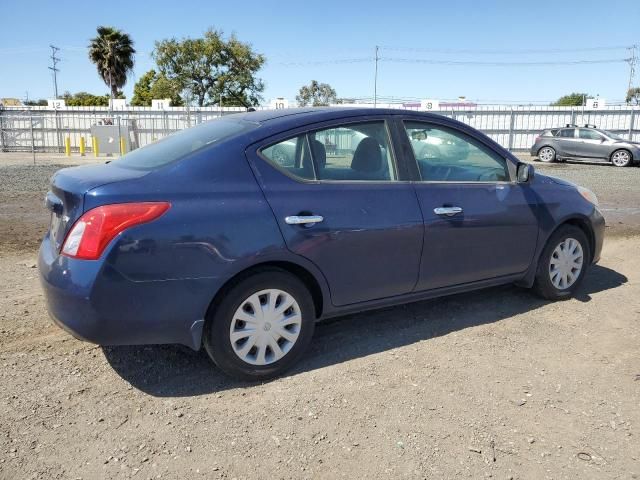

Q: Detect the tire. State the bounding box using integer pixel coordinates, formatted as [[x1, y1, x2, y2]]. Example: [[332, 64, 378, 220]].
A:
[[611, 149, 632, 167], [537, 146, 556, 163], [532, 225, 590, 301], [203, 269, 315, 381]]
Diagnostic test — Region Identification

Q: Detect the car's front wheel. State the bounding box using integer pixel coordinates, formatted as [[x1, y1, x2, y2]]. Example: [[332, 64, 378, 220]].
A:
[[611, 149, 632, 167], [203, 269, 315, 381], [532, 225, 590, 300], [537, 146, 556, 163]]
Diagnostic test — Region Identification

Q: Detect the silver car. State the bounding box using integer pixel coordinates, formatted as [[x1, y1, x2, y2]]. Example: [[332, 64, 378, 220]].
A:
[[530, 125, 640, 167]]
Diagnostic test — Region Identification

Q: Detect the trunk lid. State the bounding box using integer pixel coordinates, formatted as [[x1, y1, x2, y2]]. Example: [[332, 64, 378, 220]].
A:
[[45, 163, 149, 253]]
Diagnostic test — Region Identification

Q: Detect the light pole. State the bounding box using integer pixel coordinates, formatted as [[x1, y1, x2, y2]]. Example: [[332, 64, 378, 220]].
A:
[[374, 45, 379, 108]]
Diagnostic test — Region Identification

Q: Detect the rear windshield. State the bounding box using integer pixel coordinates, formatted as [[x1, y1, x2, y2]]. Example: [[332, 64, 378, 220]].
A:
[[113, 118, 258, 169]]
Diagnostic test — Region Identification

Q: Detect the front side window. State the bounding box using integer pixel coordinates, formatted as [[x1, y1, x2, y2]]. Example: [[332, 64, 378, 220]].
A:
[[404, 122, 509, 182], [260, 121, 398, 182], [578, 129, 603, 140]]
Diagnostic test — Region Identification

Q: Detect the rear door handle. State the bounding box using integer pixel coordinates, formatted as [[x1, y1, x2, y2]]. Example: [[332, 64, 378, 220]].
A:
[[433, 206, 463, 217], [285, 215, 324, 225]]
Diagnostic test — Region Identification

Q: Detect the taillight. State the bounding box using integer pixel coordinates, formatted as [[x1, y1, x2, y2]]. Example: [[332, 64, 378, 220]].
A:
[[61, 202, 170, 260]]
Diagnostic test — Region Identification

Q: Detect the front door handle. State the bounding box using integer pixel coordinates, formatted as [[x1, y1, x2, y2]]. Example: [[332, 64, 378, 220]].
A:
[[433, 206, 463, 217], [285, 215, 324, 225]]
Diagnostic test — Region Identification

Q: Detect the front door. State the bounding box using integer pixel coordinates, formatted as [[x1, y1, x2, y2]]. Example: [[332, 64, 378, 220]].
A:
[[575, 128, 608, 159], [247, 118, 424, 306], [401, 120, 539, 291]]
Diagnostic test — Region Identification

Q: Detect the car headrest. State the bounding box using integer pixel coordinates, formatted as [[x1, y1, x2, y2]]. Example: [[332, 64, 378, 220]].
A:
[[309, 139, 326, 169], [351, 137, 382, 173]]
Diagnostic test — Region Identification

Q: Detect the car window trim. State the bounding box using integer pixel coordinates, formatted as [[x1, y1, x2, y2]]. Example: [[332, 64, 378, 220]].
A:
[[397, 118, 516, 184], [254, 117, 406, 184]]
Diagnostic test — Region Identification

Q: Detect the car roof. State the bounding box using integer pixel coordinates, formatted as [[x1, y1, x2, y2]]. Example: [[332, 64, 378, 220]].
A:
[[227, 107, 453, 131]]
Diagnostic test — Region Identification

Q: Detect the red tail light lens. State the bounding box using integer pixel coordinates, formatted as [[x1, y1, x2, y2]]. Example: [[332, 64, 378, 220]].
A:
[[61, 202, 170, 260]]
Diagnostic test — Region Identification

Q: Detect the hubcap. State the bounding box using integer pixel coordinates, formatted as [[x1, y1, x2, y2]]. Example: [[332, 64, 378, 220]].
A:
[[229, 289, 302, 366], [612, 151, 630, 166], [539, 148, 554, 162], [549, 238, 584, 290]]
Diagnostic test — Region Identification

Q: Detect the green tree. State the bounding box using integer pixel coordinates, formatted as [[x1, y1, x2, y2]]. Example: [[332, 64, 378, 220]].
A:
[[626, 87, 640, 105], [296, 81, 337, 107], [153, 28, 265, 107], [62, 91, 124, 106], [131, 70, 183, 106], [552, 92, 591, 106], [24, 99, 48, 106], [88, 26, 136, 98]]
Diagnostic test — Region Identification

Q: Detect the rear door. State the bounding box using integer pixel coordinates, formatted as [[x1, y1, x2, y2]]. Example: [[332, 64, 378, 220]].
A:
[[555, 128, 579, 157], [398, 118, 539, 291], [247, 117, 424, 306]]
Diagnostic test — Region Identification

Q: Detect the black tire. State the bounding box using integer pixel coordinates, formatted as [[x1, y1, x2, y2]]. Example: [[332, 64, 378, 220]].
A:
[[203, 269, 315, 381], [610, 149, 632, 167], [537, 146, 556, 163], [532, 225, 590, 301]]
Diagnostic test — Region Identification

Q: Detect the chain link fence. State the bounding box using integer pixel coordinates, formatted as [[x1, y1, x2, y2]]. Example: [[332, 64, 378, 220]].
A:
[[0, 105, 638, 155]]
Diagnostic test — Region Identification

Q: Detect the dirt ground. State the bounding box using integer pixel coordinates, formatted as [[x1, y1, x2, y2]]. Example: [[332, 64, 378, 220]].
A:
[[1, 153, 639, 479]]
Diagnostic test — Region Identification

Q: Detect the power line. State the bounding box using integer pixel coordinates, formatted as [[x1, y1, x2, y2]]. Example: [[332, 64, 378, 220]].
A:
[[275, 58, 371, 66], [378, 45, 632, 55], [381, 57, 630, 66], [48, 44, 61, 99]]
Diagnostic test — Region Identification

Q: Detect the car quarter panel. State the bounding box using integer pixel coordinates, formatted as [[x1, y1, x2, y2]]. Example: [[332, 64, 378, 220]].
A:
[[41, 140, 331, 349]]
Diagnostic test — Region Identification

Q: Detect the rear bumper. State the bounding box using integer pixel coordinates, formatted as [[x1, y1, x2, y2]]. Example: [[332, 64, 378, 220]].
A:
[[38, 234, 211, 350]]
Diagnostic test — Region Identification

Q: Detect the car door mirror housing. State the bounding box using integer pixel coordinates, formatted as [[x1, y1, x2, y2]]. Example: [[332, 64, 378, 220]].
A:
[[517, 163, 534, 183]]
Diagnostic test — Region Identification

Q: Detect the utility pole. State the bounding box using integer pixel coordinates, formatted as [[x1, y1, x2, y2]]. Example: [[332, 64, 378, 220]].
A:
[[628, 44, 638, 100], [48, 45, 61, 99], [374, 45, 379, 108]]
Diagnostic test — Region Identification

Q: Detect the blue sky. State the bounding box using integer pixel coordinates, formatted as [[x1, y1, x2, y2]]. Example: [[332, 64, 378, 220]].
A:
[[1, 0, 638, 105]]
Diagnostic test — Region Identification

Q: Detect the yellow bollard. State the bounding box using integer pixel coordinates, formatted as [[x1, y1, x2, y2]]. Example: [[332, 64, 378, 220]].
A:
[[119, 136, 126, 156], [79, 137, 86, 156], [92, 136, 99, 157], [64, 136, 71, 157]]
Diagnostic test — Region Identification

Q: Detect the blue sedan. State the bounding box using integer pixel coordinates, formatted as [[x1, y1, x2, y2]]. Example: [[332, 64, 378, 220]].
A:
[[39, 108, 605, 380]]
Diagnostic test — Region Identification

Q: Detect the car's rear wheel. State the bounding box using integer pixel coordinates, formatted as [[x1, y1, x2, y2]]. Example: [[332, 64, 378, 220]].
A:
[[537, 146, 556, 163], [203, 269, 315, 381], [532, 225, 590, 300], [611, 149, 632, 167]]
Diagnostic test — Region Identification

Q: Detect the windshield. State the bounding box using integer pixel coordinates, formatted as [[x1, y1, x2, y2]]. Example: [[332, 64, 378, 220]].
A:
[[113, 118, 258, 169], [599, 129, 626, 141]]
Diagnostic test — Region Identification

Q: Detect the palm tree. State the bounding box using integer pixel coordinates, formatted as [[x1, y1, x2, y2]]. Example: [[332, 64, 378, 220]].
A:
[[88, 26, 135, 100]]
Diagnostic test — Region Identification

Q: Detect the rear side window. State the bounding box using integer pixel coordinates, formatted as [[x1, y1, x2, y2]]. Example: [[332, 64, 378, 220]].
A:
[[113, 118, 257, 170], [261, 135, 314, 180], [260, 121, 398, 182], [557, 129, 575, 138]]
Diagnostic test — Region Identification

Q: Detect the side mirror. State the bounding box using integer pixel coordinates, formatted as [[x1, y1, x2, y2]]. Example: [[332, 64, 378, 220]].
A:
[[517, 163, 534, 183]]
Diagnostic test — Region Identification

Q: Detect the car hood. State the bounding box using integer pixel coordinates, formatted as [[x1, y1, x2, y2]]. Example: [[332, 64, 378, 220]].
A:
[[614, 139, 640, 147]]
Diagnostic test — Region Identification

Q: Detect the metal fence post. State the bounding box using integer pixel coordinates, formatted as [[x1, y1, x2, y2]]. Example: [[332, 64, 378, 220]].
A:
[[30, 114, 35, 164], [0, 108, 5, 152], [570, 108, 576, 127], [629, 109, 636, 141], [508, 109, 515, 151]]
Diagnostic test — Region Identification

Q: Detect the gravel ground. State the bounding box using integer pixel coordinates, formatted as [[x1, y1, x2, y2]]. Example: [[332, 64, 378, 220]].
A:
[[1, 153, 639, 479]]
